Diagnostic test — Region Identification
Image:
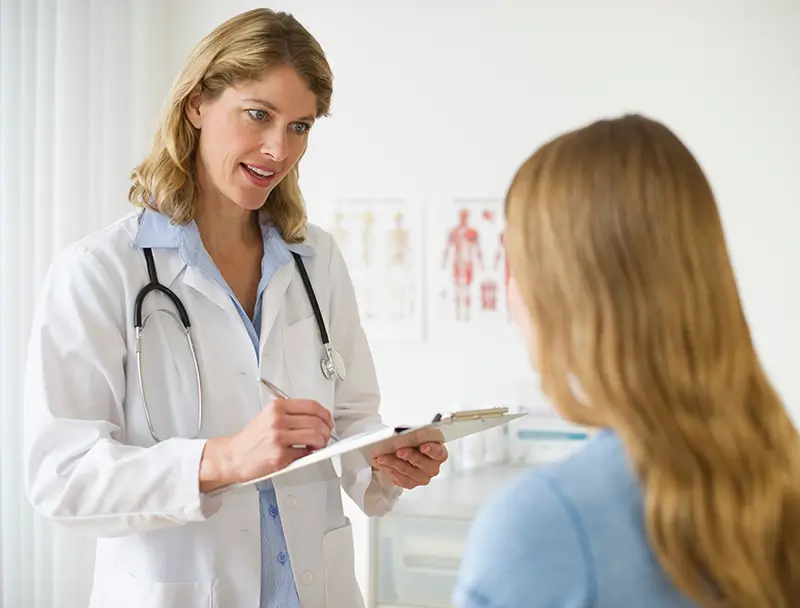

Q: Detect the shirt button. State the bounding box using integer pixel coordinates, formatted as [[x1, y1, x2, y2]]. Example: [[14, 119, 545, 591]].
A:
[[300, 571, 314, 585], [268, 505, 279, 518], [277, 552, 288, 564], [286, 495, 297, 508]]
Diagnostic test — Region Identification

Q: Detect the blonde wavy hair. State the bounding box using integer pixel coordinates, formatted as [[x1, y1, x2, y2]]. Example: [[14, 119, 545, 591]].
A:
[[128, 8, 333, 243], [505, 114, 800, 607]]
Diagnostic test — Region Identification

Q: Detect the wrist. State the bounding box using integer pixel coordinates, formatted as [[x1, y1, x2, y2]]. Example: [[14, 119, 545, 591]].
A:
[[199, 436, 237, 493]]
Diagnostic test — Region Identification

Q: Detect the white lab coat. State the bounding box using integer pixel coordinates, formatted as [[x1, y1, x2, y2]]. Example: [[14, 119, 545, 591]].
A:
[[23, 212, 401, 608]]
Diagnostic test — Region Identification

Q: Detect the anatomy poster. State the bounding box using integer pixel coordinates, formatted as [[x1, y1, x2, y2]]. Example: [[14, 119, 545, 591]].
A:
[[430, 198, 511, 329], [323, 198, 424, 341]]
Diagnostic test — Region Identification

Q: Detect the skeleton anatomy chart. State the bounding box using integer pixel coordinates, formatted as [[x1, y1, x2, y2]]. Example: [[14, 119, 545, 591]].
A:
[[432, 198, 511, 327], [323, 198, 424, 340]]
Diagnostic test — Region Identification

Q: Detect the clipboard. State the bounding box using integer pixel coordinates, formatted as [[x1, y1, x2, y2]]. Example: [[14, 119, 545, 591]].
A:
[[208, 407, 526, 496]]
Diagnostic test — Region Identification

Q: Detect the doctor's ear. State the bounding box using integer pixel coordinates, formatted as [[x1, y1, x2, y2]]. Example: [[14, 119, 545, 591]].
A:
[[185, 85, 204, 129]]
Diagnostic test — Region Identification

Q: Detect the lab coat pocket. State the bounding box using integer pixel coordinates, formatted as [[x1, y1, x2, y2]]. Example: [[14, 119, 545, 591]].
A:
[[322, 519, 366, 608], [89, 564, 216, 608], [283, 315, 335, 409]]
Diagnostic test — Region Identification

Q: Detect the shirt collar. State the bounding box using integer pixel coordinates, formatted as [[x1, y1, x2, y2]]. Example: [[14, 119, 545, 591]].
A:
[[132, 209, 315, 258]]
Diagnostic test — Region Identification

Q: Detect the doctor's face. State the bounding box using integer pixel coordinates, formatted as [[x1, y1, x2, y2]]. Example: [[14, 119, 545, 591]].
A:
[[186, 65, 318, 213]]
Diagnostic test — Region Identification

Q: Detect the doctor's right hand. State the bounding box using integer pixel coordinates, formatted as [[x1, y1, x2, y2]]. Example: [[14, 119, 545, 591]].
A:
[[199, 398, 334, 492]]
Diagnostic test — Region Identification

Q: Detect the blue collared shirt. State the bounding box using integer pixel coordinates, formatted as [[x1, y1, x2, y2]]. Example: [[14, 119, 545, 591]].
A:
[[133, 209, 312, 608]]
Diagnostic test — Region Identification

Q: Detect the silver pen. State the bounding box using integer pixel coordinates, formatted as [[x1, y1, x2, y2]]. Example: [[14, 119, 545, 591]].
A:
[[258, 378, 339, 443], [259, 377, 291, 400]]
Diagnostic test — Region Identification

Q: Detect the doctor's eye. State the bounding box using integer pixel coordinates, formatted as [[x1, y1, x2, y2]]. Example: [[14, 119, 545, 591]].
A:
[[247, 109, 268, 122], [291, 122, 312, 135]]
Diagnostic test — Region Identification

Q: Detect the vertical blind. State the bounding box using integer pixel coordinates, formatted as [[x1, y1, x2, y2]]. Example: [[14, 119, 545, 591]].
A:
[[0, 1, 175, 605]]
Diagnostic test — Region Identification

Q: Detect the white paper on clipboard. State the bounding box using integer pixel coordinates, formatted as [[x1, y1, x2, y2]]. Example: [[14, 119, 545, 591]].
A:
[[208, 407, 526, 496]]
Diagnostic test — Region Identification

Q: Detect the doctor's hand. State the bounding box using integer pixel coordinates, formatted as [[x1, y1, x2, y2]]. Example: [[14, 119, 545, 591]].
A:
[[371, 443, 448, 489], [200, 398, 333, 492]]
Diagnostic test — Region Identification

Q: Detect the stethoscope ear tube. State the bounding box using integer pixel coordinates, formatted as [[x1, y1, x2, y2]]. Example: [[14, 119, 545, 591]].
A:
[[136, 248, 201, 443], [137, 249, 191, 328], [292, 253, 346, 382], [291, 252, 329, 345]]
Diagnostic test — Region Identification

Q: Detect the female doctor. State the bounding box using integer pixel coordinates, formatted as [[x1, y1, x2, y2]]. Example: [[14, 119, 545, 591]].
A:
[[23, 8, 447, 608]]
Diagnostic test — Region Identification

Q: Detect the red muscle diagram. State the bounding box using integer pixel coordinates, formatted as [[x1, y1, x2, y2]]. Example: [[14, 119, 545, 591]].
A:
[[441, 208, 484, 321], [480, 279, 497, 311]]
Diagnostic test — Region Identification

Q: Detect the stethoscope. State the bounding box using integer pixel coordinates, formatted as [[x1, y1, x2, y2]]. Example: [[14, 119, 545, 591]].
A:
[[134, 247, 346, 443]]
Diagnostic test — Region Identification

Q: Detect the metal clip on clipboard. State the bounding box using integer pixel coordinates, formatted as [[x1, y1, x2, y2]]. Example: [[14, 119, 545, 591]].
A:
[[431, 406, 509, 423]]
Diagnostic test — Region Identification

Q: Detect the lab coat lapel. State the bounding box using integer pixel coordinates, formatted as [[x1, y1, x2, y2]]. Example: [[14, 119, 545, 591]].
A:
[[259, 262, 294, 352], [143, 247, 186, 289], [183, 265, 239, 317]]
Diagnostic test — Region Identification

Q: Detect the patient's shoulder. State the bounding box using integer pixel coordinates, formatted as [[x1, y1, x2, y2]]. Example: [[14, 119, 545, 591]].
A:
[[452, 464, 594, 607]]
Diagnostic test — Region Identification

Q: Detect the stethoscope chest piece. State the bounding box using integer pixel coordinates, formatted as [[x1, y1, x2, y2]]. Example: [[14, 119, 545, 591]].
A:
[[291, 251, 347, 384], [321, 345, 346, 382]]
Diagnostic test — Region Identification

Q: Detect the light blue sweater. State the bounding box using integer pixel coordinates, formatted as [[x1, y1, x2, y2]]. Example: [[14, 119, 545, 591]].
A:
[[452, 429, 698, 607]]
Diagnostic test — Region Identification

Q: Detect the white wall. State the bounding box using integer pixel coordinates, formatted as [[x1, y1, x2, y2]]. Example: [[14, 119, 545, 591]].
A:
[[173, 0, 800, 410], [168, 0, 800, 600]]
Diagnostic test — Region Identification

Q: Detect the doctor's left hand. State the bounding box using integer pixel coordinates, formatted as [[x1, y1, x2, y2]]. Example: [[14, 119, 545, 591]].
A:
[[372, 443, 448, 489]]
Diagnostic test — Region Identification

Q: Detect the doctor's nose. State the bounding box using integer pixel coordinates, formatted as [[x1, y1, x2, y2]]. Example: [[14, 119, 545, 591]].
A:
[[260, 129, 289, 162]]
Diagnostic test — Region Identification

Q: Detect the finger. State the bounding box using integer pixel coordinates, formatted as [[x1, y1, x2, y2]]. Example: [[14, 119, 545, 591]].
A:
[[278, 428, 330, 450], [386, 469, 420, 489], [280, 413, 332, 437], [376, 455, 430, 485], [278, 399, 334, 430], [396, 448, 440, 477], [419, 442, 448, 461]]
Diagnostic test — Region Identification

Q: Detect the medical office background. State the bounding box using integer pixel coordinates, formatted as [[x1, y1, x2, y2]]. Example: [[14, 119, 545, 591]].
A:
[[0, 0, 798, 606]]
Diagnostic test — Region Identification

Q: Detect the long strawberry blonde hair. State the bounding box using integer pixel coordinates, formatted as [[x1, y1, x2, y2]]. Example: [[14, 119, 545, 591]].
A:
[[504, 114, 800, 607]]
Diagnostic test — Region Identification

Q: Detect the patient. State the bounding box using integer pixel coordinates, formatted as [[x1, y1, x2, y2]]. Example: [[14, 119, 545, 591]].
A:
[[452, 114, 800, 607]]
